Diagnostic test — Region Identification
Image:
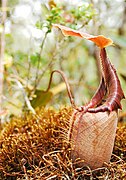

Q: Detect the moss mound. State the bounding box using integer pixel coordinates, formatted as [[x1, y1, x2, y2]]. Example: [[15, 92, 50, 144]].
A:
[[0, 107, 126, 179]]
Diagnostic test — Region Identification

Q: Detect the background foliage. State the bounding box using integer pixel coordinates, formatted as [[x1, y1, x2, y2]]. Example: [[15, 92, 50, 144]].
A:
[[1, 0, 126, 119]]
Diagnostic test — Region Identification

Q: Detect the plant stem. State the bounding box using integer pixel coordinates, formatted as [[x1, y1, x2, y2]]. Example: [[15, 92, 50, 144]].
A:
[[34, 31, 48, 91], [36, 38, 66, 87], [26, 33, 32, 89], [0, 0, 7, 120], [26, 54, 31, 88]]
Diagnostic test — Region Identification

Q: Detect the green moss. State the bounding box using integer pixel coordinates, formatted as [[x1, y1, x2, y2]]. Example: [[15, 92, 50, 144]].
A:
[[0, 107, 125, 179]]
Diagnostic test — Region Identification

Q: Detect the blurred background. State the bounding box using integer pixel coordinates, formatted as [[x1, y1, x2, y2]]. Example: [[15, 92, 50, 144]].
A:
[[0, 0, 126, 119]]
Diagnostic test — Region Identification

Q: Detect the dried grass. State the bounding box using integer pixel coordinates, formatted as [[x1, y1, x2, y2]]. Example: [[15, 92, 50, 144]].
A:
[[0, 107, 125, 180]]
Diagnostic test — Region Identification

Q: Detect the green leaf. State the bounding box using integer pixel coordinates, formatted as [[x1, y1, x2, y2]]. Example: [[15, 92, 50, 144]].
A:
[[31, 83, 66, 108], [120, 73, 126, 82], [112, 35, 126, 48], [31, 90, 53, 108]]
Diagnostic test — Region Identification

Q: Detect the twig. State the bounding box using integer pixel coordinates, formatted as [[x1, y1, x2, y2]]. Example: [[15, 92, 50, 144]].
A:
[[26, 31, 33, 89], [34, 32, 66, 90], [17, 80, 36, 114], [0, 0, 7, 120], [11, 79, 36, 114], [34, 31, 48, 90], [36, 58, 54, 88], [26, 54, 31, 88]]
